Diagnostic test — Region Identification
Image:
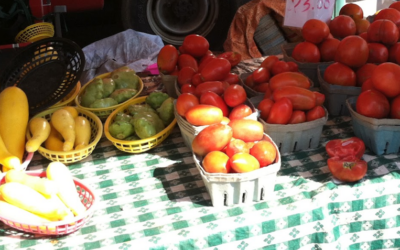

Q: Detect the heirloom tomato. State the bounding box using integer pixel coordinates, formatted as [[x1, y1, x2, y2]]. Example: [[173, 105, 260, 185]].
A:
[[327, 156, 367, 183], [355, 63, 377, 87], [157, 45, 179, 74], [367, 43, 389, 64], [267, 97, 293, 124], [260, 55, 279, 71], [258, 99, 274, 121], [323, 62, 356, 86], [250, 140, 277, 167], [181, 34, 209, 58], [271, 61, 291, 75], [339, 3, 363, 20], [217, 51, 242, 67], [367, 19, 399, 46], [306, 106, 326, 122], [228, 119, 264, 142], [177, 66, 196, 86], [291, 41, 320, 63], [288, 110, 306, 124], [176, 93, 199, 117], [371, 62, 400, 98], [178, 54, 198, 71], [192, 123, 233, 156], [356, 89, 390, 118], [225, 138, 249, 157], [301, 19, 330, 44], [185, 105, 223, 126], [228, 104, 253, 120], [223, 84, 247, 107], [202, 151, 231, 173], [200, 57, 231, 81], [273, 86, 316, 111], [252, 67, 270, 84], [229, 153, 260, 173], [326, 137, 365, 159], [329, 15, 356, 38], [335, 35, 369, 68], [390, 95, 400, 119], [318, 38, 340, 62], [200, 91, 229, 117]]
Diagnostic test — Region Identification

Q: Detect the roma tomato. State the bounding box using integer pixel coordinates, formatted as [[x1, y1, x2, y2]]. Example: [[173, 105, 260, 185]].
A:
[[390, 95, 400, 119], [269, 72, 311, 92], [329, 15, 356, 38], [202, 151, 231, 173], [185, 104, 223, 126], [181, 84, 196, 94], [225, 138, 249, 157], [271, 61, 291, 75], [260, 56, 279, 71], [200, 57, 231, 81], [356, 63, 377, 87], [230, 153, 260, 173], [258, 98, 274, 121], [367, 19, 399, 46], [223, 73, 240, 85], [323, 62, 356, 86], [250, 140, 277, 167], [267, 97, 293, 124], [288, 110, 306, 124], [253, 83, 271, 93], [178, 54, 198, 71], [177, 66, 196, 86], [245, 74, 255, 88], [228, 119, 264, 142], [192, 123, 233, 156], [228, 104, 253, 120], [335, 35, 369, 68], [191, 73, 203, 86], [195, 81, 229, 97], [326, 137, 365, 159], [181, 34, 209, 58], [200, 91, 229, 117], [291, 41, 321, 63], [306, 106, 326, 121], [217, 51, 242, 67], [356, 89, 390, 118], [223, 84, 247, 108], [198, 52, 216, 72], [327, 156, 368, 183], [339, 3, 364, 20], [318, 38, 340, 62], [371, 62, 400, 98], [367, 43, 389, 64], [313, 92, 325, 106], [273, 86, 316, 111], [176, 93, 199, 117], [301, 19, 330, 44], [157, 45, 179, 74], [252, 67, 271, 84]]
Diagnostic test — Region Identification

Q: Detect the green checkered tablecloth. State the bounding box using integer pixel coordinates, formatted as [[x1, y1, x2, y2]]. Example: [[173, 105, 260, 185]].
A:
[[0, 115, 399, 250]]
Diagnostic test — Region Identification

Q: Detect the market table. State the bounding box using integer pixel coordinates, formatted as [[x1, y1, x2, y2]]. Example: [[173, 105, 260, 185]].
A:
[[1, 59, 400, 250]]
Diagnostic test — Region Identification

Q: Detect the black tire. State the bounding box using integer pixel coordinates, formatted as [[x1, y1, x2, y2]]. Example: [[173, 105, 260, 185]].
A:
[[121, 0, 246, 51]]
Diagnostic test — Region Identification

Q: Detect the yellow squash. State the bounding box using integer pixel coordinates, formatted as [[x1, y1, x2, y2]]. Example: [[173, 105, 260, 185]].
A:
[[0, 134, 21, 172], [26, 117, 51, 153], [44, 124, 64, 151], [51, 109, 75, 151], [0, 200, 52, 224], [0, 86, 29, 162], [61, 106, 78, 119], [74, 116, 91, 150]]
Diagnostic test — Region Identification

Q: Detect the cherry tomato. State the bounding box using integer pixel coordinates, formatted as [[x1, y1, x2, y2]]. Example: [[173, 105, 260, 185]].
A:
[[391, 95, 400, 119], [288, 110, 306, 124], [223, 84, 247, 108], [327, 156, 367, 183], [185, 104, 223, 126], [318, 38, 340, 62], [335, 35, 369, 68], [200, 91, 229, 117], [267, 97, 293, 124], [273, 86, 316, 111], [157, 45, 179, 74], [329, 15, 356, 39], [181, 84, 196, 94], [252, 67, 270, 84], [250, 140, 277, 167], [176, 93, 199, 117], [301, 19, 330, 44], [177, 66, 196, 86], [356, 89, 390, 118], [326, 137, 365, 159], [260, 56, 279, 72], [217, 51, 242, 67], [192, 123, 233, 156], [225, 138, 249, 157], [367, 19, 399, 46], [269, 72, 311, 92], [202, 151, 231, 173], [228, 104, 253, 120], [200, 57, 231, 81], [230, 153, 260, 173], [178, 54, 198, 71], [271, 61, 291, 75], [371, 62, 400, 98], [182, 34, 209, 58], [228, 119, 264, 142], [356, 63, 377, 87], [306, 106, 326, 121], [367, 43, 389, 64], [323, 62, 356, 86], [258, 99, 274, 121], [339, 3, 364, 20], [291, 41, 321, 63]]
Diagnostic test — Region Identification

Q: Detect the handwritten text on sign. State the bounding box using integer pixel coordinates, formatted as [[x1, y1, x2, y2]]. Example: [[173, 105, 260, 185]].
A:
[[284, 0, 335, 28]]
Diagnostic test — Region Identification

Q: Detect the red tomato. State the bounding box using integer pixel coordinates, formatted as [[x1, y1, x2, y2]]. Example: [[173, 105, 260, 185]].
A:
[[200, 91, 229, 117], [181, 34, 209, 58], [223, 73, 240, 85], [263, 85, 274, 99], [371, 62, 400, 98], [327, 156, 367, 183], [323, 62, 356, 86], [271, 61, 291, 75], [253, 83, 271, 93], [329, 15, 356, 38], [267, 97, 293, 124], [361, 79, 375, 92], [217, 51, 242, 67], [335, 35, 369, 68], [269, 72, 311, 92], [356, 63, 378, 87], [198, 52, 216, 72], [326, 137, 365, 159], [388, 42, 400, 62], [306, 106, 326, 121], [367, 19, 399, 46], [202, 151, 231, 173], [185, 104, 223, 126], [339, 3, 364, 20], [178, 54, 198, 71], [225, 138, 249, 157], [301, 19, 330, 44], [223, 84, 247, 108], [374, 8, 400, 27], [356, 89, 390, 118], [228, 119, 264, 142], [191, 73, 203, 86], [390, 2, 400, 12], [291, 42, 321, 63], [177, 66, 196, 86], [313, 92, 325, 106], [200, 57, 231, 81], [391, 95, 400, 118], [258, 99, 274, 121], [318, 38, 340, 62], [355, 19, 370, 35], [250, 140, 277, 167], [252, 67, 270, 84], [181, 84, 196, 94], [359, 32, 369, 42], [367, 43, 389, 64], [192, 123, 233, 156], [230, 153, 260, 173], [157, 45, 179, 74], [244, 74, 255, 88], [221, 116, 230, 125], [287, 61, 299, 72], [273, 86, 317, 111], [288, 110, 306, 124], [260, 56, 280, 72], [176, 93, 199, 117], [228, 104, 253, 120], [195, 81, 229, 97]]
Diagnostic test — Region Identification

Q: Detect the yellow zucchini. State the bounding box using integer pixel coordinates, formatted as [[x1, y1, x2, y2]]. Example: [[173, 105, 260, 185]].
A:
[[0, 134, 21, 172], [26, 117, 51, 153], [51, 109, 75, 151], [74, 116, 91, 150]]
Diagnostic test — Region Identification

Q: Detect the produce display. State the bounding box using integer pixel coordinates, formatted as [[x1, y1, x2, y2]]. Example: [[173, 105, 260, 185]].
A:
[[107, 92, 175, 140], [79, 67, 141, 108]]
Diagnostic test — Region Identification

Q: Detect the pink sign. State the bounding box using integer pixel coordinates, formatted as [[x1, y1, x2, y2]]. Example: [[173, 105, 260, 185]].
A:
[[283, 0, 335, 28]]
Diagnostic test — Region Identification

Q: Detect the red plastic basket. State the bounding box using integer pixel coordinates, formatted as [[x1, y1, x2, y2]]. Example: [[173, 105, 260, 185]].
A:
[[0, 171, 97, 235]]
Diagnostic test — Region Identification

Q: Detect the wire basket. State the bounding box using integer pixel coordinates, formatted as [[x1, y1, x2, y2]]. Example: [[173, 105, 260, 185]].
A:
[[75, 73, 144, 120], [0, 171, 97, 235], [26, 107, 103, 164], [15, 23, 55, 43], [104, 96, 177, 153], [51, 81, 82, 108], [0, 37, 85, 116]]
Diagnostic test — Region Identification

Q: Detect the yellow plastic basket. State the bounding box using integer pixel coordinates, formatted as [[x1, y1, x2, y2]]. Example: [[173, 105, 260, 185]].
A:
[[75, 72, 144, 120], [104, 96, 177, 153], [26, 107, 103, 164], [51, 82, 81, 108], [15, 22, 55, 43]]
